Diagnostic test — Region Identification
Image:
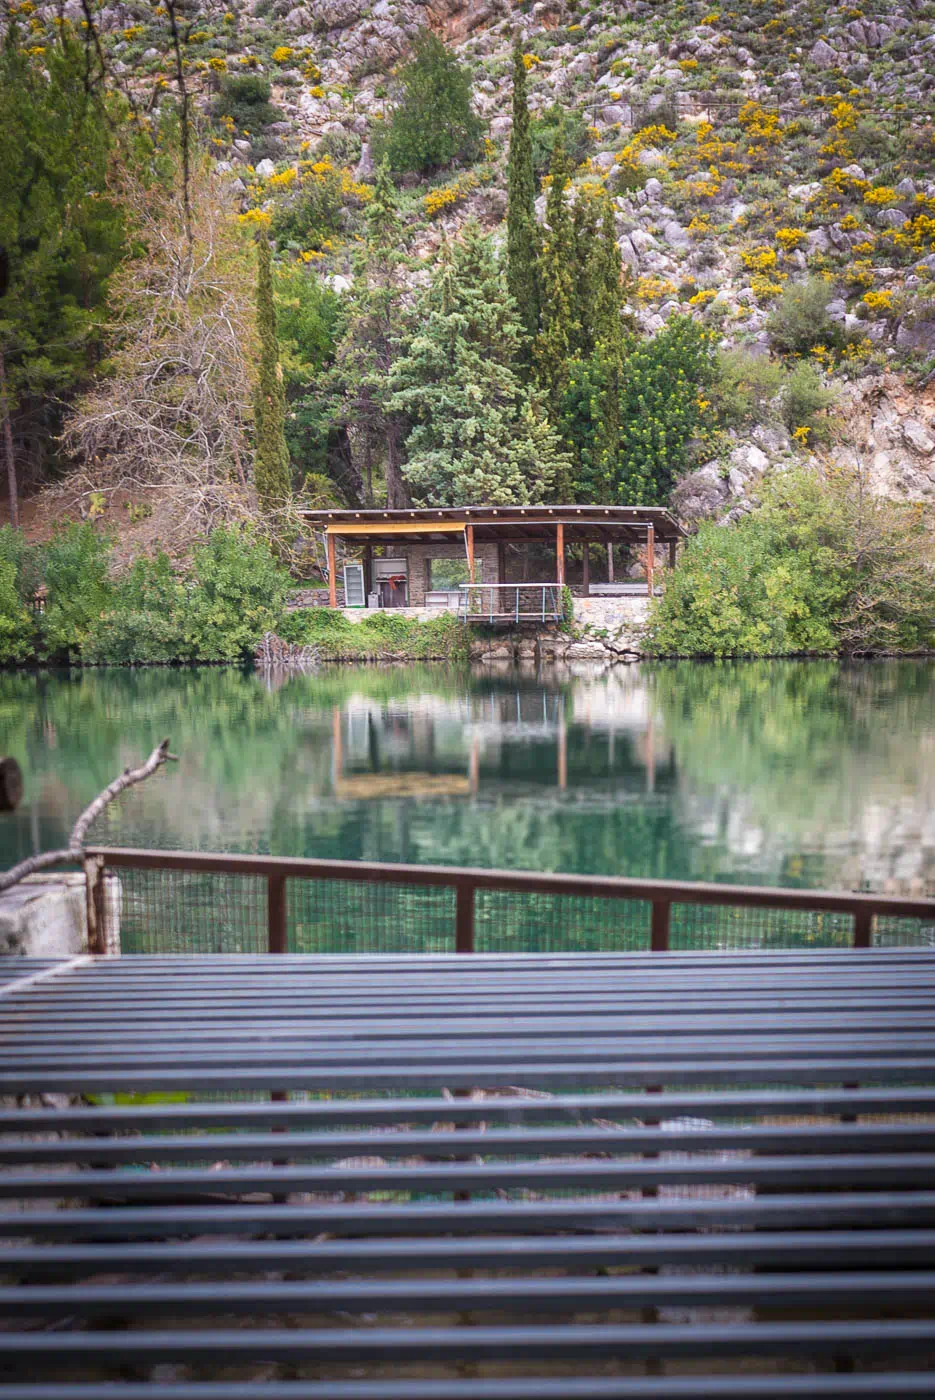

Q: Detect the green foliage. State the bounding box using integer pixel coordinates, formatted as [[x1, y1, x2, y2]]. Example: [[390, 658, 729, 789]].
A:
[[529, 103, 591, 177], [564, 317, 715, 506], [279, 607, 470, 661], [182, 527, 291, 663], [534, 137, 579, 432], [274, 264, 341, 392], [86, 530, 290, 666], [782, 360, 837, 436], [40, 525, 114, 663], [389, 222, 568, 506], [269, 163, 346, 249], [254, 238, 291, 510], [216, 74, 281, 131], [0, 29, 129, 491], [506, 42, 540, 352], [650, 467, 935, 657], [84, 553, 189, 665], [371, 29, 482, 174], [0, 556, 34, 664], [766, 277, 836, 356], [710, 349, 785, 428]]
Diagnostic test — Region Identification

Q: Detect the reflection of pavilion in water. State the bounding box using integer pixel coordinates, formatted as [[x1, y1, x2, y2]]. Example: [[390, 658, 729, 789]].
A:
[[330, 683, 673, 800]]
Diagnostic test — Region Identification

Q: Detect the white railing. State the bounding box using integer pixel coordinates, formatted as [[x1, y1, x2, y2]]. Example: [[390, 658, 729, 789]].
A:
[[458, 583, 563, 624]]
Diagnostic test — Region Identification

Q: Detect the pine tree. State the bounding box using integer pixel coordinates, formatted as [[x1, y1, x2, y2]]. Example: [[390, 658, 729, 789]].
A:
[[388, 222, 569, 506], [533, 135, 578, 431], [506, 41, 539, 352], [253, 236, 291, 511]]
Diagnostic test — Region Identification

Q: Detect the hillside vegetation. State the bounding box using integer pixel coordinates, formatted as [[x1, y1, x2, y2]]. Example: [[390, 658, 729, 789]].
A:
[[1, 0, 934, 655]]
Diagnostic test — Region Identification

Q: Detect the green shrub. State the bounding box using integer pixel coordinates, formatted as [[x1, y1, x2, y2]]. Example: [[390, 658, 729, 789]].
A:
[[371, 29, 482, 174], [280, 607, 469, 661], [530, 102, 591, 176], [766, 277, 836, 355], [0, 558, 35, 664], [711, 349, 785, 428], [650, 466, 935, 657], [84, 554, 190, 665], [216, 74, 281, 132], [40, 524, 113, 663], [782, 361, 837, 437], [182, 527, 290, 662]]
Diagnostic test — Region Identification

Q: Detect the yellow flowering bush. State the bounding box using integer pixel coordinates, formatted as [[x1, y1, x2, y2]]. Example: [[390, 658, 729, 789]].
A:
[[679, 58, 699, 70], [862, 289, 893, 313], [634, 275, 678, 302], [863, 186, 897, 206], [209, 56, 227, 73], [741, 245, 778, 273], [122, 25, 144, 40], [688, 288, 718, 306], [738, 100, 782, 145], [775, 227, 806, 251], [687, 215, 711, 237], [266, 167, 298, 190], [237, 209, 272, 227], [831, 100, 858, 132], [272, 46, 293, 63], [792, 425, 811, 446], [521, 53, 540, 70], [845, 259, 875, 288], [424, 173, 477, 218]]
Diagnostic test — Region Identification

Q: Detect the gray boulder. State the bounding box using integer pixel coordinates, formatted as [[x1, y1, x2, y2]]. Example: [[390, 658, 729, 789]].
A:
[[671, 465, 729, 524], [810, 39, 838, 68]]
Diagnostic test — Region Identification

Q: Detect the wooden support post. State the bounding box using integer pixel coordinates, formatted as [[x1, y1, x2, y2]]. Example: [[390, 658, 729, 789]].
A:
[[267, 874, 287, 954], [496, 541, 506, 588], [465, 524, 475, 583], [853, 907, 873, 949], [650, 899, 671, 953], [455, 881, 475, 953], [363, 543, 373, 602], [582, 541, 590, 597], [327, 531, 337, 609], [607, 543, 614, 583], [556, 522, 565, 587], [646, 523, 655, 598], [84, 855, 107, 956]]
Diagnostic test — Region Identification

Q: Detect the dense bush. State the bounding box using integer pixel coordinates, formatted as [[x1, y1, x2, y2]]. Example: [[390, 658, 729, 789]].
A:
[[215, 74, 282, 132], [710, 349, 785, 428], [650, 467, 935, 657], [371, 29, 482, 174], [84, 553, 190, 665], [181, 527, 291, 663], [529, 103, 591, 176], [766, 278, 836, 356], [782, 361, 837, 437], [279, 607, 469, 661], [40, 524, 114, 662]]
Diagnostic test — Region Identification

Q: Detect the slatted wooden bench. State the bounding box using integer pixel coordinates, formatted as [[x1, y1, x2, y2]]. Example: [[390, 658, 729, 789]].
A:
[[1, 949, 935, 1398]]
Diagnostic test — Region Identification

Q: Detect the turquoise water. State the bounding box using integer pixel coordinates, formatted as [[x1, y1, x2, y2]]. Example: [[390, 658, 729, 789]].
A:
[[1, 659, 933, 896]]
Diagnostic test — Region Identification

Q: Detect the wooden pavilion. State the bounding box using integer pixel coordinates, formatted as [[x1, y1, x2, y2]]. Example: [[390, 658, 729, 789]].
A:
[[300, 505, 684, 616]]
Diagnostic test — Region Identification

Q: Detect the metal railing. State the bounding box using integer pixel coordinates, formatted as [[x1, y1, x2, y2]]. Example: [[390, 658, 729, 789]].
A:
[[84, 846, 935, 957], [458, 583, 563, 623]]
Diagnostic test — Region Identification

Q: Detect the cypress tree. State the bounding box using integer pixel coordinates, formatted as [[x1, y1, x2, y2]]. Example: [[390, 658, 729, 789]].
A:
[[533, 134, 578, 431], [572, 190, 600, 360], [253, 235, 291, 510], [506, 41, 539, 351]]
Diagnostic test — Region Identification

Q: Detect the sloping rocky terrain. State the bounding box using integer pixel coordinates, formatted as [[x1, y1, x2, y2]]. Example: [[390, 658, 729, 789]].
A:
[[35, 0, 935, 516]]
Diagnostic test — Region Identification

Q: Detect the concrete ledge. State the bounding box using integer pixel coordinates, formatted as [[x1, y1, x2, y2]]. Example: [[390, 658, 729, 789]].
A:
[[0, 872, 122, 958]]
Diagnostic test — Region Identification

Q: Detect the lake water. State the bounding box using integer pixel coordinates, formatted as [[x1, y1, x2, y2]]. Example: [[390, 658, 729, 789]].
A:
[[2, 659, 933, 897]]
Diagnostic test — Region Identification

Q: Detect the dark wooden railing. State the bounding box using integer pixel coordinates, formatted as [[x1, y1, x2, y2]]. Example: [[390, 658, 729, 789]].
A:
[[84, 846, 935, 958]]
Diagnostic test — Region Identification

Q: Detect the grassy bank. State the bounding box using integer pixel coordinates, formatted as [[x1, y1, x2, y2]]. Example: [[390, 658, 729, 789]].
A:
[[279, 608, 471, 662]]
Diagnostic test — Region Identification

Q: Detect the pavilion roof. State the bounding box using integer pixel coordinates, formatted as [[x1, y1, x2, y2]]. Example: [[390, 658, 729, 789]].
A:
[[299, 504, 684, 545]]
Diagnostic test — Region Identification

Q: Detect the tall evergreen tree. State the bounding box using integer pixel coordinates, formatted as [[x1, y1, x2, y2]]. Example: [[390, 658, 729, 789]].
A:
[[572, 191, 600, 361], [533, 135, 578, 431], [388, 222, 568, 507], [253, 236, 291, 511], [506, 41, 539, 352]]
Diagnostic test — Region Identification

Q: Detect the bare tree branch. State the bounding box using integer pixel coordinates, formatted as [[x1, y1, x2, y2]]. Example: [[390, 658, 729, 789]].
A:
[[0, 739, 177, 895]]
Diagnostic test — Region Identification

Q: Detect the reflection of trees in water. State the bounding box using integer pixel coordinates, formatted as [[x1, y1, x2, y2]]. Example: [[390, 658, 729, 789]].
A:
[[649, 659, 935, 893], [2, 660, 933, 896]]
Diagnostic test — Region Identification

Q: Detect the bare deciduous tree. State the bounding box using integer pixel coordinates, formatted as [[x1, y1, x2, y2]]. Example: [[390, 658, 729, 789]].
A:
[[61, 153, 259, 541]]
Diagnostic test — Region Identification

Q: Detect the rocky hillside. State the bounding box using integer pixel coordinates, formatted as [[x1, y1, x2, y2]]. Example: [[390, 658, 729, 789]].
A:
[[33, 0, 935, 517]]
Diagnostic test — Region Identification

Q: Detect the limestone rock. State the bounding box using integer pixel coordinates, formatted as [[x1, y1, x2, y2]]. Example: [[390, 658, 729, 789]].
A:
[[671, 464, 729, 524], [903, 420, 935, 456], [809, 39, 838, 68]]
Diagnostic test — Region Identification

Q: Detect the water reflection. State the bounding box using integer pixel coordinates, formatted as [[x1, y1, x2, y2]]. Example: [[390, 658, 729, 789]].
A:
[[0, 659, 932, 893]]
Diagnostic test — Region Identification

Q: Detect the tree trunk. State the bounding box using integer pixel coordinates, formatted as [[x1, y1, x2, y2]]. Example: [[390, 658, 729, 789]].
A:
[[0, 348, 18, 529], [385, 416, 411, 509]]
